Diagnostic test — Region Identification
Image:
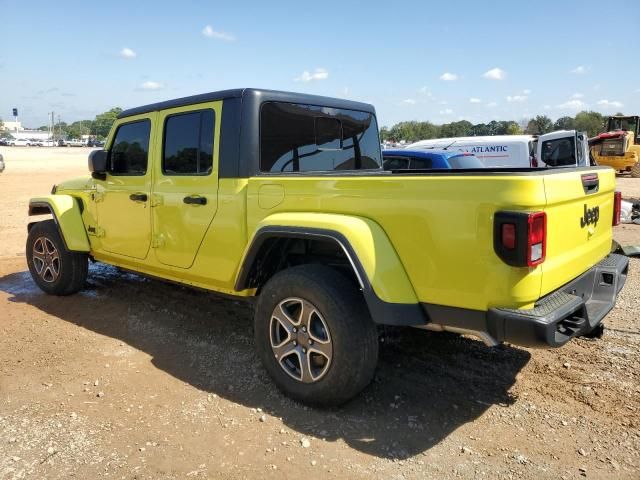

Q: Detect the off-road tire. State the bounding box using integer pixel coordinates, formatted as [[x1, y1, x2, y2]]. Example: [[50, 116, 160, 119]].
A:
[[26, 220, 88, 296], [630, 162, 640, 178], [254, 264, 378, 407]]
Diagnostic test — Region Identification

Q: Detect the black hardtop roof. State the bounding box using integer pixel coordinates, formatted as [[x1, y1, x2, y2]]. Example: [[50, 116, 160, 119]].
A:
[[118, 88, 376, 119]]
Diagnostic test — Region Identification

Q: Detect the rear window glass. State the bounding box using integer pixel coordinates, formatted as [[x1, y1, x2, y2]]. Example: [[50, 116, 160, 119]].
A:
[[260, 102, 382, 173], [448, 154, 484, 169], [541, 137, 576, 167]]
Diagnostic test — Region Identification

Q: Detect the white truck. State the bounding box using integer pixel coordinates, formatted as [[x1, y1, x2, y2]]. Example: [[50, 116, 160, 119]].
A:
[[406, 131, 590, 168]]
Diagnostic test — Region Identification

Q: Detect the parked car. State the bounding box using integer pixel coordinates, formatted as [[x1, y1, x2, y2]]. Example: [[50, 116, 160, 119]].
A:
[[26, 88, 627, 406], [65, 139, 84, 147], [383, 149, 485, 170], [407, 131, 590, 168], [0, 138, 9, 146], [10, 138, 31, 146]]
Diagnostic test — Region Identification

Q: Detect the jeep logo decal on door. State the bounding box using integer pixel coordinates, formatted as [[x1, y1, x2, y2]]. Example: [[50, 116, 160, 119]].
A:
[[580, 204, 599, 228]]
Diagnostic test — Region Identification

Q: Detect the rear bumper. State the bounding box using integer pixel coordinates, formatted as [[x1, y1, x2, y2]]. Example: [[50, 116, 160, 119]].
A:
[[487, 253, 628, 347], [417, 253, 629, 348]]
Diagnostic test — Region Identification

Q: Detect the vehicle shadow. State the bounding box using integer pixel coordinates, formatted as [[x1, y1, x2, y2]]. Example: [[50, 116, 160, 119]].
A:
[[0, 265, 530, 460]]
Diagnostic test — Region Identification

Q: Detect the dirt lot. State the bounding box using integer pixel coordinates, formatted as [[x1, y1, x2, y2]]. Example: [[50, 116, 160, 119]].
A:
[[1, 147, 639, 479]]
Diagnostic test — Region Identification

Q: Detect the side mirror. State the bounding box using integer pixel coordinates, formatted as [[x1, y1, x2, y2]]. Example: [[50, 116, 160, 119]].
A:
[[88, 149, 108, 179]]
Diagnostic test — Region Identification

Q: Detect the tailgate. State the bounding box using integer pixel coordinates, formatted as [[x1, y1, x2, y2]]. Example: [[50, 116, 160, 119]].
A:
[[541, 168, 615, 296]]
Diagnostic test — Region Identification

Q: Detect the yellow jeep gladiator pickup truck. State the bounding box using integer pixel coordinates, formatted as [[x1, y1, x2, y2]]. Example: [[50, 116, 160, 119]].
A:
[[26, 88, 628, 406]]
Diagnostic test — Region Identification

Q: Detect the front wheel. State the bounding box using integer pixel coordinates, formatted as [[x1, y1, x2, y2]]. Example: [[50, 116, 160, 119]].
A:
[[26, 220, 88, 295], [631, 162, 640, 178], [254, 265, 379, 407]]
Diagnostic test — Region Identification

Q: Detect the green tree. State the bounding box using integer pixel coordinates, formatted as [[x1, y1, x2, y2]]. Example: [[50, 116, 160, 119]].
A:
[[440, 120, 473, 138], [93, 107, 123, 138], [0, 118, 10, 139], [574, 111, 605, 137], [554, 116, 575, 131], [380, 126, 391, 142], [505, 122, 522, 135], [525, 115, 553, 135]]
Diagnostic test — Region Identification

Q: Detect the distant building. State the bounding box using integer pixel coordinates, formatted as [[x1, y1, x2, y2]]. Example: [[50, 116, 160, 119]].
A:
[[11, 130, 52, 141], [1, 120, 23, 132]]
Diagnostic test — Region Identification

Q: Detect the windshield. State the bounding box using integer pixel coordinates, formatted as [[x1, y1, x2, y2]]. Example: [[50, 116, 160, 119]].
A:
[[608, 117, 639, 138], [448, 154, 484, 169]]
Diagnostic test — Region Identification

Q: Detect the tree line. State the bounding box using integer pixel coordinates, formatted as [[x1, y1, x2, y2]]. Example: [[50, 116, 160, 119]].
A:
[[34, 107, 124, 139], [380, 110, 616, 143]]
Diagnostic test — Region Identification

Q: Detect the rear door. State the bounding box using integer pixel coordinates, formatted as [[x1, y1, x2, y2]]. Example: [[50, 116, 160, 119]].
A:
[[151, 102, 221, 268], [540, 167, 615, 296], [538, 131, 586, 167]]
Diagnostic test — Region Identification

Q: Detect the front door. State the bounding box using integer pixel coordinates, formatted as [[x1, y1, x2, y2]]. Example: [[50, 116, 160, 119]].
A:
[[151, 103, 220, 269], [95, 114, 155, 259]]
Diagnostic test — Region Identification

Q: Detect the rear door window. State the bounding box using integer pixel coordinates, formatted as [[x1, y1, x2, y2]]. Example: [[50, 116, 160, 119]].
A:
[[110, 120, 151, 175], [541, 137, 576, 167], [162, 110, 215, 175], [260, 102, 382, 173]]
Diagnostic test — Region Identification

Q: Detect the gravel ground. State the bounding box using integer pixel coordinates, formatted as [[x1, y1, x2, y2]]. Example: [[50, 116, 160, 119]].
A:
[[0, 147, 638, 479]]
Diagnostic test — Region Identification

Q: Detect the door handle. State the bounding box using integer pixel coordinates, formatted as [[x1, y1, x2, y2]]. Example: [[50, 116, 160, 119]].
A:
[[183, 195, 207, 205], [129, 193, 148, 202]]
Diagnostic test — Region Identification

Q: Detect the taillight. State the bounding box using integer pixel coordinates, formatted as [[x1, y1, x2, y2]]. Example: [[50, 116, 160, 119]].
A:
[[613, 191, 622, 226], [494, 211, 547, 267], [530, 155, 538, 167], [527, 212, 546, 266]]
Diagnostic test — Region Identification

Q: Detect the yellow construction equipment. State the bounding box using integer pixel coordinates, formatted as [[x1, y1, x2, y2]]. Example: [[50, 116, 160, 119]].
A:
[[590, 116, 640, 177]]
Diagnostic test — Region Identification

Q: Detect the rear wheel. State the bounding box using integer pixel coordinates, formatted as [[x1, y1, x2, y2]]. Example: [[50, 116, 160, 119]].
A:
[[26, 220, 88, 295], [254, 265, 378, 406], [630, 162, 640, 178]]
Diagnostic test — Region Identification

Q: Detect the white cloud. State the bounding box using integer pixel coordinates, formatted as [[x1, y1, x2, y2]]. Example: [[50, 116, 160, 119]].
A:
[[572, 92, 584, 98], [597, 99, 624, 108], [439, 108, 453, 114], [469, 98, 482, 103], [557, 99, 586, 110], [418, 86, 432, 96], [139, 81, 163, 90], [439, 72, 457, 81], [522, 89, 531, 95], [482, 67, 506, 80], [339, 87, 350, 97], [120, 47, 136, 59], [486, 101, 497, 107], [294, 68, 329, 82], [543, 105, 552, 110], [506, 95, 528, 103], [402, 98, 416, 105], [571, 65, 588, 74], [438, 100, 448, 105], [202, 25, 236, 41]]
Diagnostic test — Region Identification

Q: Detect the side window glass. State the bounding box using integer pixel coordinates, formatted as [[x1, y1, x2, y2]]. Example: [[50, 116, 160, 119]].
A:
[[110, 120, 151, 175], [541, 137, 576, 167], [411, 157, 432, 169], [163, 110, 215, 175]]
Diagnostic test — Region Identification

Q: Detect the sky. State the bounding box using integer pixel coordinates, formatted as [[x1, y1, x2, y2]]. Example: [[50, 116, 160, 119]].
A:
[[1, 0, 639, 129]]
